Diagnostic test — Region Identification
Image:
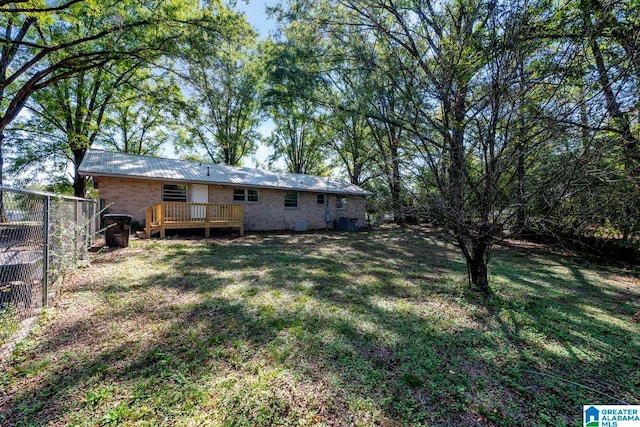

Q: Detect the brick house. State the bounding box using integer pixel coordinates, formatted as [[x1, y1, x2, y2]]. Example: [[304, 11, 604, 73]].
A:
[[78, 150, 371, 237]]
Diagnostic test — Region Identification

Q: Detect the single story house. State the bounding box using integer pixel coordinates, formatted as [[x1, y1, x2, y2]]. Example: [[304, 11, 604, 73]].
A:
[[78, 149, 371, 237]]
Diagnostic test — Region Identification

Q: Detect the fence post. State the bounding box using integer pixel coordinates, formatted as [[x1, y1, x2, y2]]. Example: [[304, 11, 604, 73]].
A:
[[88, 200, 96, 247], [42, 195, 50, 307], [74, 199, 79, 264], [95, 202, 98, 244]]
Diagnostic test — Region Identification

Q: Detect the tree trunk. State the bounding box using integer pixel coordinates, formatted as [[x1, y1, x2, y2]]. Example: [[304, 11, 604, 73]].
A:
[[0, 131, 5, 222], [516, 149, 526, 231], [516, 61, 527, 233], [468, 241, 490, 295], [0, 131, 3, 189], [446, 86, 467, 234], [72, 147, 88, 198], [588, 19, 640, 176], [390, 139, 403, 224]]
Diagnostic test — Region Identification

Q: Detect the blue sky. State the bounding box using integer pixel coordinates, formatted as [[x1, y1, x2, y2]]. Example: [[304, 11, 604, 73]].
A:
[[232, 0, 279, 39]]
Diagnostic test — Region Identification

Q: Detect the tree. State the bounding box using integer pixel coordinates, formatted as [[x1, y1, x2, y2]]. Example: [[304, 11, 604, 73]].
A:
[[0, 0, 152, 187], [256, 0, 640, 291], [320, 107, 375, 186], [2, 0, 243, 196], [267, 110, 330, 175], [580, 1, 640, 176], [261, 32, 331, 175], [325, 0, 589, 293], [525, 0, 640, 245], [179, 10, 261, 166], [362, 58, 415, 224], [321, 21, 411, 220], [8, 61, 147, 196], [97, 76, 182, 156]]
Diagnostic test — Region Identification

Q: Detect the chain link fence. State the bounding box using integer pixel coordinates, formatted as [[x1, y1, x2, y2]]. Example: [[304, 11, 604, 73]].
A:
[[0, 186, 98, 340]]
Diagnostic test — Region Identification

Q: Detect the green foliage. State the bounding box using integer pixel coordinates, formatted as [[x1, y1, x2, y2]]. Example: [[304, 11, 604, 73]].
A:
[[176, 8, 261, 166], [42, 177, 75, 196], [0, 305, 19, 346], [2, 0, 241, 193], [97, 74, 184, 156], [7, 63, 159, 195], [279, 0, 640, 290], [260, 24, 333, 175]]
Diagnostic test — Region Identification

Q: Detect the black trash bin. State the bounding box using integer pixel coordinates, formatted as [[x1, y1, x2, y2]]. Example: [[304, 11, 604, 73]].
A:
[[104, 214, 133, 248]]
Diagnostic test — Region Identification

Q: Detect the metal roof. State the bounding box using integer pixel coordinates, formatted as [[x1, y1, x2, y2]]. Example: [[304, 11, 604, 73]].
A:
[[79, 149, 372, 196]]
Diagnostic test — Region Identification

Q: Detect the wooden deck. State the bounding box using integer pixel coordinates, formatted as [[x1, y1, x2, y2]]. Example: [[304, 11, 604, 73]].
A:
[[143, 202, 244, 238]]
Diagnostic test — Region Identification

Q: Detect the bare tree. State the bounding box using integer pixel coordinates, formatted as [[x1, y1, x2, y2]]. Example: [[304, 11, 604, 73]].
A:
[[337, 0, 584, 293]]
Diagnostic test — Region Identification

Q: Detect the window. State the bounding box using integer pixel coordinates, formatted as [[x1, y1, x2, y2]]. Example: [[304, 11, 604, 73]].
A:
[[284, 191, 299, 208], [317, 194, 325, 205], [163, 184, 187, 202], [247, 189, 259, 202], [336, 196, 347, 210], [233, 188, 259, 202]]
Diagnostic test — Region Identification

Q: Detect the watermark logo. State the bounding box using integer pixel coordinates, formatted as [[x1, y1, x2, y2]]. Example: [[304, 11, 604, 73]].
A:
[[583, 406, 640, 427], [585, 406, 599, 427]]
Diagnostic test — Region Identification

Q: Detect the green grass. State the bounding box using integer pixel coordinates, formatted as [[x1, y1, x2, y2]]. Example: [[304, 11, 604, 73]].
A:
[[0, 304, 19, 344], [0, 227, 638, 426]]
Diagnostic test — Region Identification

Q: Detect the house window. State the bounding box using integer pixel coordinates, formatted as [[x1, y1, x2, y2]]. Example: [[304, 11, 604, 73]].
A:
[[233, 189, 245, 201], [163, 184, 187, 202], [317, 194, 325, 205], [284, 191, 299, 208], [336, 196, 347, 210], [233, 188, 259, 202]]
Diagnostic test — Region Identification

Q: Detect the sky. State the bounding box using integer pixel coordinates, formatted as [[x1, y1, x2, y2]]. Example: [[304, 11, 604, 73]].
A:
[[233, 0, 279, 39]]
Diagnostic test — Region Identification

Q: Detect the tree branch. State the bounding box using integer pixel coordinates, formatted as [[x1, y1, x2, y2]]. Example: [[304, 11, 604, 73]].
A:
[[0, 0, 85, 14]]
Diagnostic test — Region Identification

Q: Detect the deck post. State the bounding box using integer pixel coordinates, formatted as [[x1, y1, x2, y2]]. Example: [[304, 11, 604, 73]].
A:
[[145, 208, 151, 239], [158, 204, 164, 238], [205, 204, 211, 238]]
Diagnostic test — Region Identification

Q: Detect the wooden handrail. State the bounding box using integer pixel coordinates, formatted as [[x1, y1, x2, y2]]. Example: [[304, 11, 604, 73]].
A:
[[143, 202, 244, 238], [143, 202, 243, 225]]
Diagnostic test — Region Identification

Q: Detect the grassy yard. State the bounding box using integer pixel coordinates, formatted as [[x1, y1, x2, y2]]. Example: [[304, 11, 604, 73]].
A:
[[0, 226, 638, 426]]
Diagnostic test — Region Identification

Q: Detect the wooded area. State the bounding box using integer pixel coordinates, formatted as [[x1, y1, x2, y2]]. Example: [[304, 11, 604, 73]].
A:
[[1, 0, 638, 292]]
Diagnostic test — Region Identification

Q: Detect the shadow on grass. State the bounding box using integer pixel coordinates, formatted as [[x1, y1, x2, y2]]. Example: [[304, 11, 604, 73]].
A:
[[1, 227, 638, 426]]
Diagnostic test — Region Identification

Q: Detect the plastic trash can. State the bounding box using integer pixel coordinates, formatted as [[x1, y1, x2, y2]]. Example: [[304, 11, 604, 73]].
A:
[[104, 214, 133, 248]]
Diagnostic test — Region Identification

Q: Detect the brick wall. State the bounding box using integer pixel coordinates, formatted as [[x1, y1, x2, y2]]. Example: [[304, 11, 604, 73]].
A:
[[96, 177, 368, 231], [97, 177, 162, 223]]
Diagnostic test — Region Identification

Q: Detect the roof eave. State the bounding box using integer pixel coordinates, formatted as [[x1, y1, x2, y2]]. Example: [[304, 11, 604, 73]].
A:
[[82, 171, 372, 197]]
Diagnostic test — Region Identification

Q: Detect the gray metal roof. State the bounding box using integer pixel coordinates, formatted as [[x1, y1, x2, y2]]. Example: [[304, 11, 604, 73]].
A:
[[79, 149, 372, 196]]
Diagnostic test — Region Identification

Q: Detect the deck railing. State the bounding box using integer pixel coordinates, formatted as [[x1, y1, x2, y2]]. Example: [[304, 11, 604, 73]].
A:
[[144, 202, 244, 237]]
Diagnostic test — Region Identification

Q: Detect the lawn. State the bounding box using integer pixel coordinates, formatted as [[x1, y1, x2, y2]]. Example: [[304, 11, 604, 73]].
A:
[[0, 226, 638, 426]]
